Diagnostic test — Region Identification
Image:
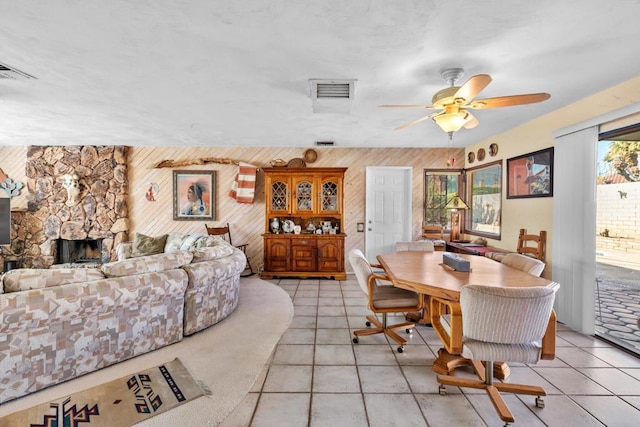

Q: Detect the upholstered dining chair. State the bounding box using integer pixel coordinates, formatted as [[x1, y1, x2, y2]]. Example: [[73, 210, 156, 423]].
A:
[[395, 240, 435, 252], [437, 285, 557, 426], [348, 249, 422, 353], [501, 253, 545, 277]]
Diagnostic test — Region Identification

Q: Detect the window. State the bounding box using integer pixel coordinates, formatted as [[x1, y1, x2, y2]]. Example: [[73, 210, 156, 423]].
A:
[[424, 169, 463, 229], [465, 161, 502, 239]]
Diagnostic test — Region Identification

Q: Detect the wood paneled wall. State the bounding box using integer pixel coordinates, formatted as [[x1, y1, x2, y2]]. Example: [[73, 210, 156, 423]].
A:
[[128, 146, 463, 272]]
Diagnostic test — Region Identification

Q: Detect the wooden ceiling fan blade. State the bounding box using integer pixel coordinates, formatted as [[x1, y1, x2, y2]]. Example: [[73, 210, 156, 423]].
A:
[[394, 112, 439, 130], [463, 112, 479, 129], [379, 104, 437, 109], [468, 93, 550, 109], [453, 74, 492, 103]]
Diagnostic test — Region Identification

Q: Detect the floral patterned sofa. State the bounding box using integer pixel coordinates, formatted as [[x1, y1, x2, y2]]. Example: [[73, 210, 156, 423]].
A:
[[0, 233, 246, 404]]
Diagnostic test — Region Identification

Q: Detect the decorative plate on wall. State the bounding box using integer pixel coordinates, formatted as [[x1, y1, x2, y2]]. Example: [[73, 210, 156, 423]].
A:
[[477, 148, 486, 161], [467, 152, 475, 164], [489, 143, 499, 157]]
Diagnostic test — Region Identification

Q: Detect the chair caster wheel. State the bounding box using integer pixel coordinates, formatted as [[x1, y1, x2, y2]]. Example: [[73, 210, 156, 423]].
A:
[[535, 397, 545, 408], [405, 328, 412, 334], [365, 321, 371, 327], [397, 346, 404, 353], [353, 337, 359, 344], [439, 385, 446, 395]]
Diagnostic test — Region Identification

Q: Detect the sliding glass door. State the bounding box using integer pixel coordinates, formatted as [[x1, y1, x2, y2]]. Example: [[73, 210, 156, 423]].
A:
[[595, 125, 640, 355]]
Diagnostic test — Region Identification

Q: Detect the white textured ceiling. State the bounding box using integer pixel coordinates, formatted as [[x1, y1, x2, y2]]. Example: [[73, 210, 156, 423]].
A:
[[1, 0, 640, 149]]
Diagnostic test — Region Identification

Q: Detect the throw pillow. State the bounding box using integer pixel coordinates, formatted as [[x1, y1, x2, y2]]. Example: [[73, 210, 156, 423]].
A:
[[164, 232, 188, 253], [131, 232, 168, 257], [180, 234, 204, 251]]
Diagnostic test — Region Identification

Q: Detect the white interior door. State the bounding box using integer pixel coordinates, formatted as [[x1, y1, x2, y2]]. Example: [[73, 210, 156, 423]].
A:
[[365, 167, 412, 263]]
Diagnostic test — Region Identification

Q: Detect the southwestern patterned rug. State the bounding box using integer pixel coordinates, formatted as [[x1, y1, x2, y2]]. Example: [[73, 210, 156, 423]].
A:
[[0, 358, 204, 427]]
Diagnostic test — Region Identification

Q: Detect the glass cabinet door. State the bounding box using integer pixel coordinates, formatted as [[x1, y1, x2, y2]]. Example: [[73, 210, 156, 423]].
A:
[[320, 178, 341, 213], [293, 178, 314, 214], [270, 179, 290, 213]]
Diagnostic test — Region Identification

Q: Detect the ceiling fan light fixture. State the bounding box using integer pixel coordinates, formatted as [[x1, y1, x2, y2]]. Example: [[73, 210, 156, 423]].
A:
[[432, 111, 469, 133]]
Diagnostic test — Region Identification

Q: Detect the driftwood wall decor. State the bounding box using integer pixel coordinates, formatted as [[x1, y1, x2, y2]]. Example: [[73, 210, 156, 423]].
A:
[[153, 157, 240, 168]]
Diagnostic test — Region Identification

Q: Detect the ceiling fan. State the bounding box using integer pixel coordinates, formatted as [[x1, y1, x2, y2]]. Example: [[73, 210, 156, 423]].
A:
[[380, 68, 550, 139]]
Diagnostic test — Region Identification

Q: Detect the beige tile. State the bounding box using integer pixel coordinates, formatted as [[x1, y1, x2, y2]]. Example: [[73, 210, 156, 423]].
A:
[[402, 365, 442, 394], [293, 305, 318, 316], [262, 365, 312, 392], [314, 344, 356, 365], [394, 344, 435, 366], [353, 344, 398, 365], [558, 331, 612, 348], [533, 367, 612, 395], [316, 315, 348, 328], [318, 290, 342, 298], [313, 365, 360, 392], [502, 366, 561, 394], [294, 296, 318, 306], [358, 365, 411, 393], [310, 393, 367, 427], [272, 344, 314, 365], [296, 289, 319, 297], [579, 367, 640, 395], [279, 328, 316, 344], [555, 346, 612, 367], [364, 393, 426, 427], [291, 314, 317, 328], [416, 394, 486, 426], [623, 396, 640, 411], [243, 278, 639, 427], [315, 328, 350, 345], [466, 393, 547, 426], [317, 305, 346, 316], [571, 395, 640, 427], [252, 393, 310, 427], [622, 368, 640, 381], [533, 395, 604, 426], [318, 297, 343, 306], [583, 346, 640, 368]]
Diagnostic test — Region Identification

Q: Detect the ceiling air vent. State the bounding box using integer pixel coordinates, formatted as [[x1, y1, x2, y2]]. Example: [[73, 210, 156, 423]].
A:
[[309, 79, 356, 100], [315, 141, 335, 146], [0, 61, 36, 80]]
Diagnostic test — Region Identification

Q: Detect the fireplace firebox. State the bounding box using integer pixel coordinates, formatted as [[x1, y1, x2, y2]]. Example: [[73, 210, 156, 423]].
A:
[[57, 239, 104, 265]]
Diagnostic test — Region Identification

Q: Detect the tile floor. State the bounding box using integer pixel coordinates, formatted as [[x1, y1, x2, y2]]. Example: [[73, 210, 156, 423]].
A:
[[221, 276, 640, 427]]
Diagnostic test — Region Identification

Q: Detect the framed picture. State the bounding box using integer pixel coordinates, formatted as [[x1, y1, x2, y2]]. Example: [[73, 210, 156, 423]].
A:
[[173, 170, 216, 220], [506, 147, 554, 199], [465, 161, 502, 239]]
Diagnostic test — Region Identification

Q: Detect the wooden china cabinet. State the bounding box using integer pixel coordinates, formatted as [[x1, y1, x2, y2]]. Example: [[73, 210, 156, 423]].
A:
[[262, 167, 347, 280]]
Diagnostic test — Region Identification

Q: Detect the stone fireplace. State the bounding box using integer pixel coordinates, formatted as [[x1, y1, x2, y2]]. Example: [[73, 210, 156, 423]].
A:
[[6, 146, 131, 268], [56, 238, 105, 264]]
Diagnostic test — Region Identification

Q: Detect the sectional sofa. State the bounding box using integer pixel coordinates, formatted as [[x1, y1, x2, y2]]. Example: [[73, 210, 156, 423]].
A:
[[0, 233, 246, 404]]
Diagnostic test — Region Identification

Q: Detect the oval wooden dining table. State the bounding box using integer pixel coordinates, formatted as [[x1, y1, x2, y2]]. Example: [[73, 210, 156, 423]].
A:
[[377, 250, 559, 379]]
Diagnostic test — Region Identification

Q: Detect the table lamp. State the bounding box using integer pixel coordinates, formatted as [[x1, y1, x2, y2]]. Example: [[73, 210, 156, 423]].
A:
[[444, 195, 469, 242]]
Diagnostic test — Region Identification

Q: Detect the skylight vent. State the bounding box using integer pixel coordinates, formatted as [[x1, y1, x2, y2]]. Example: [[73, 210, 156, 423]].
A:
[[0, 62, 36, 80]]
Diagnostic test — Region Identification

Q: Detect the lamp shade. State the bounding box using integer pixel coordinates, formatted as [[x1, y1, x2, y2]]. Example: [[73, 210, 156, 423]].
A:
[[444, 196, 469, 210], [432, 111, 469, 133]]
